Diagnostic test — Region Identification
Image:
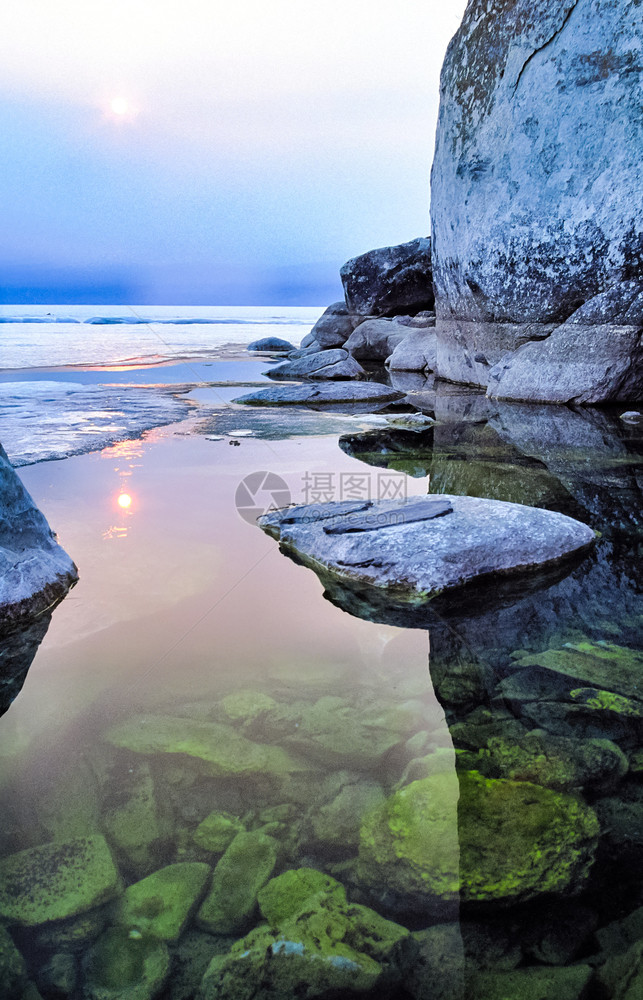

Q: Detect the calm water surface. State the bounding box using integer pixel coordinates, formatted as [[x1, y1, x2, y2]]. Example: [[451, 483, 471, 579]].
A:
[[0, 345, 641, 999]]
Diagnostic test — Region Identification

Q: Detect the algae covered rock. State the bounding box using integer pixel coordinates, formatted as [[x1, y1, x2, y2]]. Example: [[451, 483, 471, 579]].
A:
[[100, 760, 168, 874], [0, 835, 121, 927], [197, 831, 279, 934], [466, 732, 628, 792], [192, 811, 245, 853], [306, 779, 385, 851], [511, 642, 643, 701], [257, 868, 347, 926], [220, 690, 277, 723], [358, 770, 461, 912], [115, 863, 211, 942], [285, 696, 403, 768], [199, 869, 413, 1000], [358, 771, 599, 910], [104, 715, 307, 779], [84, 926, 170, 1000]]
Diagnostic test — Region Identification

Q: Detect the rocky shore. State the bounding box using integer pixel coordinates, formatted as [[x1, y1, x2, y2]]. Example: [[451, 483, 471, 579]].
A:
[[261, 0, 642, 405]]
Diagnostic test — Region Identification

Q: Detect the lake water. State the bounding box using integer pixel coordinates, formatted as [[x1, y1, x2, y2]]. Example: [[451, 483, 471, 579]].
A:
[[0, 307, 641, 999]]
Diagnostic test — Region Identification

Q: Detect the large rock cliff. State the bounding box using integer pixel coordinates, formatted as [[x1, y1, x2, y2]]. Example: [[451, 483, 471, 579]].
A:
[[431, 0, 643, 403]]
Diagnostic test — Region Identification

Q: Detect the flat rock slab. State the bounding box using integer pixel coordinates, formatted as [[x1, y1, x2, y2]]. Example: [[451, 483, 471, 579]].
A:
[[0, 835, 121, 927], [104, 714, 309, 778], [259, 495, 595, 604], [233, 382, 403, 407]]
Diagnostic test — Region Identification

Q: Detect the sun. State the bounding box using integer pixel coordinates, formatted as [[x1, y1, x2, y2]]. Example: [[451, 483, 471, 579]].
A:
[[110, 97, 130, 116], [117, 493, 132, 509]]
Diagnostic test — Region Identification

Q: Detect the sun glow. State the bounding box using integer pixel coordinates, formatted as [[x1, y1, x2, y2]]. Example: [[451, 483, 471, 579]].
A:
[[117, 493, 132, 509], [110, 97, 130, 116]]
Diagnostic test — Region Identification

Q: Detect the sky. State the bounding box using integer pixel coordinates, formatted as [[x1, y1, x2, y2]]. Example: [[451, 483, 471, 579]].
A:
[[0, 1, 467, 304]]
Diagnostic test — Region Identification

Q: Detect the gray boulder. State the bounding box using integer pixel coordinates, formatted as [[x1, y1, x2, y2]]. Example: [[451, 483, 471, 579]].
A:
[[344, 318, 410, 361], [341, 238, 434, 317], [258, 495, 595, 606], [487, 283, 643, 403], [265, 349, 366, 381], [431, 0, 643, 402], [388, 328, 437, 372], [0, 442, 78, 624], [233, 383, 404, 407], [305, 301, 362, 349], [247, 338, 294, 352]]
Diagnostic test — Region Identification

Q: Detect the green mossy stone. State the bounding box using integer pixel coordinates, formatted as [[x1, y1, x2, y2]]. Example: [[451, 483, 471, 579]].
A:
[[468, 732, 628, 791], [513, 642, 643, 700], [197, 831, 279, 934], [104, 715, 308, 779], [597, 940, 643, 1000], [257, 868, 346, 926], [100, 761, 166, 872], [308, 780, 385, 850], [35, 759, 100, 843], [192, 811, 244, 853], [358, 770, 461, 906], [0, 835, 122, 927], [32, 905, 111, 952], [459, 771, 599, 903], [84, 926, 170, 1000], [285, 696, 403, 768], [115, 862, 211, 942], [220, 691, 277, 722], [199, 889, 411, 1000], [570, 687, 643, 718], [0, 925, 27, 1000], [359, 771, 599, 907]]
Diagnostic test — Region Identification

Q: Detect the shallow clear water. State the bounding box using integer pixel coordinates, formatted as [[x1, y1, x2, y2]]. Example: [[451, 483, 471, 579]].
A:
[[0, 317, 641, 999]]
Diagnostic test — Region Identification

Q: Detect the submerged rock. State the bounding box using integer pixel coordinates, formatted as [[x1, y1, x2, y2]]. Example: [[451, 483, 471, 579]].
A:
[[99, 759, 169, 876], [193, 811, 245, 853], [340, 238, 434, 317], [199, 868, 413, 999], [196, 831, 279, 934], [233, 382, 403, 407], [247, 338, 294, 352], [358, 771, 599, 910], [511, 642, 643, 701], [258, 495, 595, 609], [104, 715, 308, 779], [84, 927, 170, 1000], [0, 835, 121, 927], [115, 863, 211, 943], [0, 442, 77, 624], [430, 0, 643, 401]]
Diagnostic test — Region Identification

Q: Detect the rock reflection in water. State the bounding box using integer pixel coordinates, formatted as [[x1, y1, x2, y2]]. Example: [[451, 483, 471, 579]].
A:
[[0, 612, 53, 719]]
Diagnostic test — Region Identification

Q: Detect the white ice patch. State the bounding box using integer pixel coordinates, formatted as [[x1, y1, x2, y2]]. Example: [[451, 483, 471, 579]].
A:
[[1, 382, 190, 466]]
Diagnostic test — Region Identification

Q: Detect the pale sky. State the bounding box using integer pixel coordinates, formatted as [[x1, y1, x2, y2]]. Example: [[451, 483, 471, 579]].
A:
[[0, 1, 467, 302]]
